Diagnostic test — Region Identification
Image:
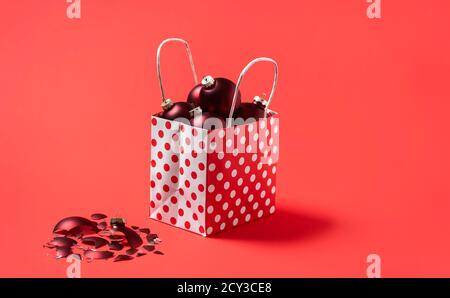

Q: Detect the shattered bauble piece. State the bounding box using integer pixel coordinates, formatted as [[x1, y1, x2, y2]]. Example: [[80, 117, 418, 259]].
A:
[[98, 230, 112, 237], [154, 251, 164, 255], [108, 234, 125, 242], [197, 76, 241, 117], [53, 216, 99, 237], [45, 213, 162, 262], [47, 237, 77, 248], [146, 233, 158, 243], [116, 226, 143, 248], [235, 95, 269, 121], [108, 242, 124, 251], [136, 251, 146, 257], [157, 99, 192, 121], [187, 83, 202, 107], [113, 255, 134, 262], [91, 213, 107, 220], [126, 248, 138, 255], [81, 236, 109, 249], [56, 247, 73, 259], [97, 222, 107, 230], [139, 228, 150, 234], [84, 250, 114, 261], [143, 245, 155, 252]]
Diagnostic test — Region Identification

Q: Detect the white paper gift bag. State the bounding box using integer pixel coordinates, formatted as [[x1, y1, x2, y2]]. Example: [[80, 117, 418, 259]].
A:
[[150, 39, 279, 236]]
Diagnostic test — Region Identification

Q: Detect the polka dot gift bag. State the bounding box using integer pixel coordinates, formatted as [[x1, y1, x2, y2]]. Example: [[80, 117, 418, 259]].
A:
[[150, 39, 279, 236]]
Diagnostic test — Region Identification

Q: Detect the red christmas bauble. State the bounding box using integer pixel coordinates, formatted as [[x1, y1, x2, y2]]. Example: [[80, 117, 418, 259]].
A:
[[235, 96, 268, 121], [187, 83, 202, 108], [198, 76, 241, 118], [157, 99, 192, 121], [190, 108, 225, 130]]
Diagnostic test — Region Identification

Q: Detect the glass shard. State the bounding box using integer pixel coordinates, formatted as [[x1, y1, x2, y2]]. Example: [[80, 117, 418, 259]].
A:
[[56, 247, 72, 259], [108, 242, 123, 251], [116, 226, 143, 248], [81, 236, 109, 249], [108, 234, 125, 242], [125, 248, 138, 255], [143, 245, 155, 252], [53, 216, 99, 237], [91, 213, 107, 220], [139, 228, 150, 234], [113, 255, 133, 262], [97, 222, 108, 230], [146, 234, 158, 243], [84, 250, 114, 261], [48, 237, 77, 248]]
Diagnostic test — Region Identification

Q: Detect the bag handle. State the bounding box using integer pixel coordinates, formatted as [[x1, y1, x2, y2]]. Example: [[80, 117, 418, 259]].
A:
[[227, 57, 278, 126], [156, 38, 198, 103]]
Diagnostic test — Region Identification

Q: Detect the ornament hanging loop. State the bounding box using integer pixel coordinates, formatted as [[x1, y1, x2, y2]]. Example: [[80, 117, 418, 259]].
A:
[[156, 38, 198, 103], [227, 57, 278, 127]]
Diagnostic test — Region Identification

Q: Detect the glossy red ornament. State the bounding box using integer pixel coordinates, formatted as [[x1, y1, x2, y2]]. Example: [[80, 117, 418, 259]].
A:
[[187, 83, 202, 107], [198, 76, 241, 117], [157, 99, 192, 121], [189, 107, 225, 130], [235, 96, 269, 121]]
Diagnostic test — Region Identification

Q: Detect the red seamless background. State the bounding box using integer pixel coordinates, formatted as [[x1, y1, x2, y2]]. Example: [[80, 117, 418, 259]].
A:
[[0, 0, 449, 277]]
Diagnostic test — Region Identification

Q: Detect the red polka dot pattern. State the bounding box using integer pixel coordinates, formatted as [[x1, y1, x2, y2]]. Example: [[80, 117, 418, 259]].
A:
[[150, 115, 279, 237], [204, 117, 279, 236], [150, 116, 207, 235]]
